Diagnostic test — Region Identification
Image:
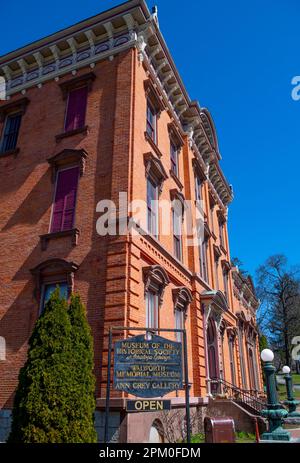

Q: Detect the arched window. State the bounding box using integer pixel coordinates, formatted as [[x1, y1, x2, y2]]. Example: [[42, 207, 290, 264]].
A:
[[228, 333, 236, 386], [238, 322, 247, 389], [173, 287, 192, 342], [207, 319, 218, 391], [31, 258, 78, 313], [143, 265, 169, 330], [144, 152, 168, 236], [248, 347, 256, 391], [149, 420, 164, 443]]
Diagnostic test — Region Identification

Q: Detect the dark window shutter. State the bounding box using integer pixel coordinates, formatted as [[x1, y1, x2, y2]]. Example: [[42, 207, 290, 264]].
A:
[[51, 166, 79, 232], [64, 86, 88, 132], [1, 113, 22, 152]]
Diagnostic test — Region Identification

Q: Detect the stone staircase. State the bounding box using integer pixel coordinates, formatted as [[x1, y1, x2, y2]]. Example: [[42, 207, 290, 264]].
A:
[[207, 378, 267, 434]]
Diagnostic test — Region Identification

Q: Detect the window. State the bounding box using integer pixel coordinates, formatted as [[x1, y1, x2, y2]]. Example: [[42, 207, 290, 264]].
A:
[[146, 291, 159, 330], [143, 265, 169, 332], [200, 238, 208, 282], [64, 86, 88, 133], [146, 100, 157, 143], [173, 207, 182, 261], [50, 166, 79, 233], [238, 325, 247, 389], [31, 258, 78, 310], [195, 174, 202, 202], [214, 258, 219, 290], [172, 286, 192, 342], [171, 190, 185, 261], [0, 336, 5, 361], [223, 270, 229, 302], [175, 308, 184, 342], [170, 141, 179, 177], [147, 177, 158, 236], [220, 328, 225, 380], [1, 113, 22, 153], [0, 96, 29, 154], [206, 318, 219, 393], [248, 347, 258, 391], [144, 153, 168, 238], [228, 336, 236, 385], [209, 204, 214, 233], [219, 221, 224, 248], [41, 281, 68, 313]]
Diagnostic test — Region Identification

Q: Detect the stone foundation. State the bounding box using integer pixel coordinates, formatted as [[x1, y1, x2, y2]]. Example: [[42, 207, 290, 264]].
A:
[[0, 409, 121, 443], [95, 410, 121, 442], [1, 398, 266, 443], [118, 405, 206, 443]]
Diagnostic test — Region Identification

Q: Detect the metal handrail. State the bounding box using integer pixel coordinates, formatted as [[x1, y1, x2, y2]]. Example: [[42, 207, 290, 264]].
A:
[[208, 377, 267, 414]]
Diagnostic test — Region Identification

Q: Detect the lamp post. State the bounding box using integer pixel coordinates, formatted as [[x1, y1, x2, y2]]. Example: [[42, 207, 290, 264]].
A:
[[282, 365, 300, 418], [260, 349, 290, 441]]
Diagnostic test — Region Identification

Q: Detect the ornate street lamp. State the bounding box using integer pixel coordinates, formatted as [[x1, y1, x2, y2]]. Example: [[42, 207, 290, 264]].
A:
[[260, 349, 290, 441], [282, 365, 300, 418]]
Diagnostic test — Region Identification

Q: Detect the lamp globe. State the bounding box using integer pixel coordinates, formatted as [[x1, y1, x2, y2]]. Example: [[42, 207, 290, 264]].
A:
[[261, 349, 274, 362]]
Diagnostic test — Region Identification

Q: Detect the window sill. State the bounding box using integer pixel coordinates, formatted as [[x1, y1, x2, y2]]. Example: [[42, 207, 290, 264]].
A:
[[174, 254, 183, 265], [194, 200, 208, 216], [40, 228, 80, 251], [196, 272, 211, 290], [170, 170, 183, 190], [0, 147, 20, 158], [144, 131, 163, 158], [55, 125, 89, 142]]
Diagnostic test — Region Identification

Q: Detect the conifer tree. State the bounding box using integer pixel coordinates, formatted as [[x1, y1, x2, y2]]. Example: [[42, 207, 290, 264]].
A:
[[67, 294, 97, 443], [8, 289, 97, 443]]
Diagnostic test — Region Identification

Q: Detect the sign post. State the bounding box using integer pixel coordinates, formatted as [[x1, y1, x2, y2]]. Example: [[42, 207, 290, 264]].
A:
[[104, 327, 190, 444], [183, 329, 191, 443], [104, 328, 113, 444]]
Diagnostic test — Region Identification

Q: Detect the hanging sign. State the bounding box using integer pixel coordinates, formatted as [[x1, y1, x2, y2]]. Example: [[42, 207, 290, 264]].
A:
[[113, 334, 183, 398]]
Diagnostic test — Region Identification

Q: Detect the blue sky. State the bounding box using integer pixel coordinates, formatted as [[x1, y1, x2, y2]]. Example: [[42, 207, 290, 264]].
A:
[[1, 0, 299, 278]]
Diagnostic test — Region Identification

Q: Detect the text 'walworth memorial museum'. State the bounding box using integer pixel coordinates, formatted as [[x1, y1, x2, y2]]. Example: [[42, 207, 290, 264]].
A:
[[0, 0, 264, 443]]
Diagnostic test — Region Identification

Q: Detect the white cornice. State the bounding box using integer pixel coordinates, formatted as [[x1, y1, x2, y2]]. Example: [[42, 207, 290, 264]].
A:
[[0, 0, 233, 207], [232, 269, 259, 309]]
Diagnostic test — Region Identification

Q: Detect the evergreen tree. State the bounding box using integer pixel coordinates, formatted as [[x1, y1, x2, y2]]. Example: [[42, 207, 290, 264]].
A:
[[67, 294, 97, 443], [8, 289, 97, 443]]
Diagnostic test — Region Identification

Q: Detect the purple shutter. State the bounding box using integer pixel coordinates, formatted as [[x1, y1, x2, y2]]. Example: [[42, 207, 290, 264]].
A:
[[64, 86, 88, 132], [51, 167, 79, 233]]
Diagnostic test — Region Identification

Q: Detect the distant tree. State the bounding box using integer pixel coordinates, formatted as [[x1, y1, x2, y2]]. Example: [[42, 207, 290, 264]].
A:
[[259, 333, 269, 383], [256, 255, 300, 367], [231, 257, 248, 276], [259, 333, 268, 352], [8, 289, 97, 443]]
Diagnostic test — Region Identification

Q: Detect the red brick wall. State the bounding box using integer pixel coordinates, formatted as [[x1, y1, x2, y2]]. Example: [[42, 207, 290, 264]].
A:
[[0, 45, 262, 410], [0, 50, 134, 407]]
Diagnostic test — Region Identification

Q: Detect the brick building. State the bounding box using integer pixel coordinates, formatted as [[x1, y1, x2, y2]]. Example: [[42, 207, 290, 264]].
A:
[[0, 0, 263, 442]]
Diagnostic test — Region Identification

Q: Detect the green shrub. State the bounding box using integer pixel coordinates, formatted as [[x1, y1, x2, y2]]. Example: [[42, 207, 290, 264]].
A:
[[8, 289, 97, 443], [67, 294, 97, 442]]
